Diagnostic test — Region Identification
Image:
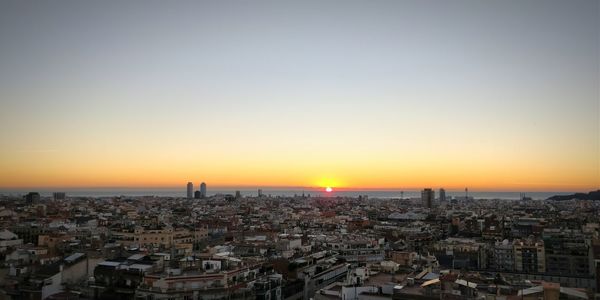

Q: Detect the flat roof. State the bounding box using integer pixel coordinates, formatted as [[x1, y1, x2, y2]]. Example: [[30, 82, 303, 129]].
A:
[[421, 278, 440, 287], [64, 252, 85, 263], [455, 279, 477, 289], [98, 261, 121, 267], [128, 264, 153, 271], [128, 254, 145, 261]]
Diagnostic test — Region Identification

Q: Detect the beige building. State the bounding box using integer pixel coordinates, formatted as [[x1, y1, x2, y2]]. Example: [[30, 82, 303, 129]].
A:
[[390, 251, 417, 267], [112, 226, 206, 250], [112, 226, 174, 248], [514, 239, 545, 273]]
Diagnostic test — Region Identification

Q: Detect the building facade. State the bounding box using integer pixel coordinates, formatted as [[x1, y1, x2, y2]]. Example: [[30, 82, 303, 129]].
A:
[[421, 189, 434, 209]]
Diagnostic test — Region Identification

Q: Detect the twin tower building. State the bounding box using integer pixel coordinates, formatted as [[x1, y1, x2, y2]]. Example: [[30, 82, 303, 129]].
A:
[[186, 182, 206, 199]]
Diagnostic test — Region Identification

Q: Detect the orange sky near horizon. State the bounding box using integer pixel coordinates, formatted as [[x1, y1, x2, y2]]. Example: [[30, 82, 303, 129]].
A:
[[0, 144, 597, 191]]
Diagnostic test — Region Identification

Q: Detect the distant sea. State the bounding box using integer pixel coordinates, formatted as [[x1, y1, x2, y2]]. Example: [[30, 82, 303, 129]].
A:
[[0, 188, 578, 200]]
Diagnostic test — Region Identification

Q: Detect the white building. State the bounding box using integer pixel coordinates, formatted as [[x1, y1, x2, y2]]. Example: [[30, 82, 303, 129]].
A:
[[0, 229, 22, 252]]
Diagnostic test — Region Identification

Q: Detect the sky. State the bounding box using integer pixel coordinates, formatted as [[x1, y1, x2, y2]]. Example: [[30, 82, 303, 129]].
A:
[[0, 0, 598, 191]]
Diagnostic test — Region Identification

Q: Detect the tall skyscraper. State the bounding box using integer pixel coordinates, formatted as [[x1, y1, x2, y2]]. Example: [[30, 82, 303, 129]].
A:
[[439, 188, 446, 202], [200, 182, 207, 198], [187, 182, 193, 199], [421, 188, 434, 208]]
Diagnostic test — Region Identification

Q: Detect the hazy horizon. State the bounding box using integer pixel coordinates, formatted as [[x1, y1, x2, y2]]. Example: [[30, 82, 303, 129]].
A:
[[0, 185, 594, 194], [0, 186, 585, 201]]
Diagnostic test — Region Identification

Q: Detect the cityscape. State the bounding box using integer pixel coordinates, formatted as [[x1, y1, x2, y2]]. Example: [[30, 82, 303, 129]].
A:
[[0, 186, 599, 300], [0, 1, 599, 300]]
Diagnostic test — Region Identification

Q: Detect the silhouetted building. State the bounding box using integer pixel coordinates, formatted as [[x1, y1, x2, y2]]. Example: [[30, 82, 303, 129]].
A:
[[194, 191, 201, 199], [25, 192, 40, 204], [543, 229, 594, 276], [200, 182, 207, 198], [421, 188, 434, 208], [439, 188, 446, 202], [52, 192, 66, 201], [186, 182, 193, 199]]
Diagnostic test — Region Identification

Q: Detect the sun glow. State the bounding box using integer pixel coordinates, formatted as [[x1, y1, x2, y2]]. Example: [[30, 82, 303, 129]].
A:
[[325, 187, 333, 193], [315, 177, 344, 190]]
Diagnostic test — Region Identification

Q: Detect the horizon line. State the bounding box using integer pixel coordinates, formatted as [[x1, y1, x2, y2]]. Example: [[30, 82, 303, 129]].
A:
[[0, 185, 596, 193]]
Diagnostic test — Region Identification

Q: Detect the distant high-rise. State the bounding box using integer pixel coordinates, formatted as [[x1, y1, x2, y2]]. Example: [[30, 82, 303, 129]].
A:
[[187, 182, 193, 199], [421, 188, 434, 208], [25, 192, 40, 204], [258, 189, 263, 197], [200, 182, 207, 198], [439, 188, 446, 202], [53, 192, 66, 201], [194, 190, 201, 199]]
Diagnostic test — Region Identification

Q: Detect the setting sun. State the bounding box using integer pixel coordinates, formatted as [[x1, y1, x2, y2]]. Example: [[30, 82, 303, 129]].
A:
[[325, 187, 333, 193]]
